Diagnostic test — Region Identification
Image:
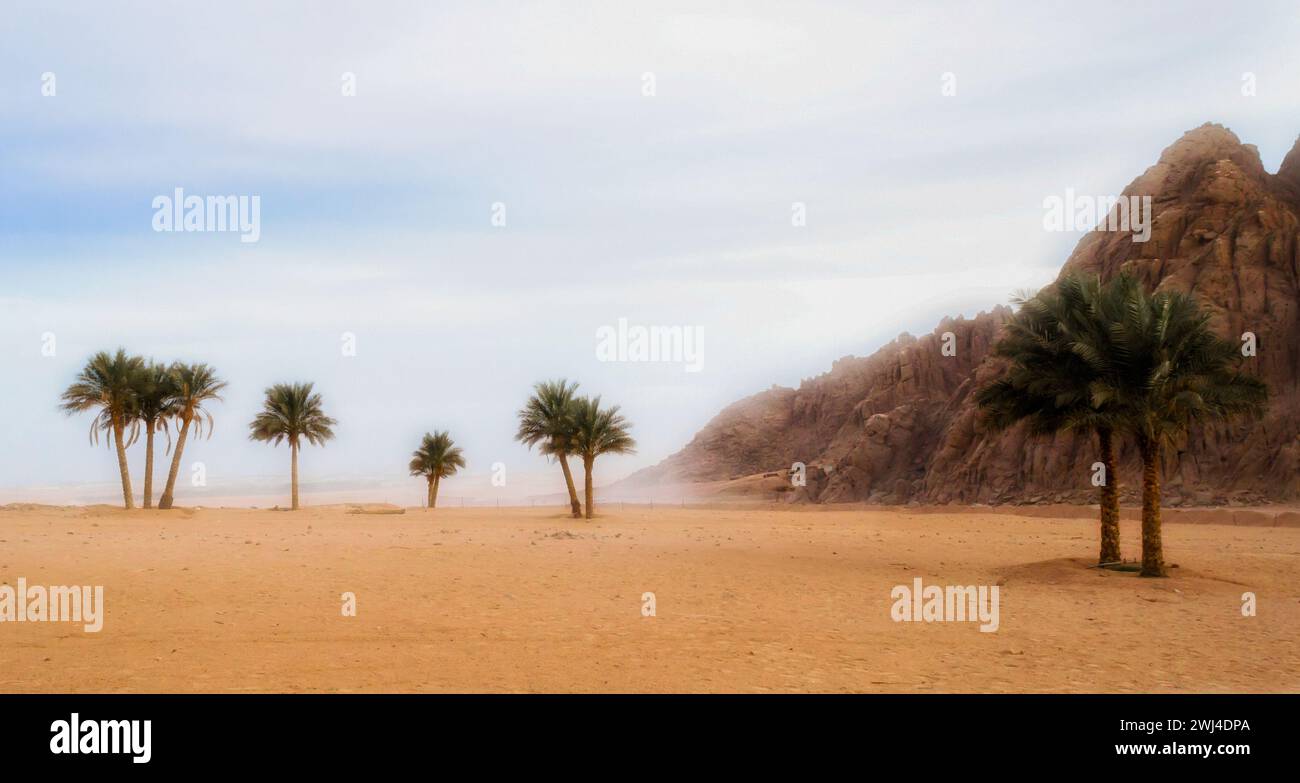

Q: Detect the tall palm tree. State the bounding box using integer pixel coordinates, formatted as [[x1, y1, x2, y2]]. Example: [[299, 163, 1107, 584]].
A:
[[248, 382, 336, 511], [570, 395, 636, 519], [515, 379, 583, 518], [1102, 284, 1267, 577], [409, 430, 466, 509], [133, 361, 178, 509], [976, 274, 1131, 565], [60, 349, 145, 509], [158, 363, 227, 509]]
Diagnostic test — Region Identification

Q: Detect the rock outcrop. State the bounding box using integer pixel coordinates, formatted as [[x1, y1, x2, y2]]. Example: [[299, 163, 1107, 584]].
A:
[[624, 124, 1300, 505]]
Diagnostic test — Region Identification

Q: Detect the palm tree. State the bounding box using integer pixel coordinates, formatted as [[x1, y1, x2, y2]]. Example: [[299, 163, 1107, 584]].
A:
[[515, 379, 583, 518], [570, 395, 636, 519], [409, 431, 466, 509], [60, 349, 145, 509], [976, 274, 1131, 565], [1102, 284, 1267, 577], [133, 361, 178, 509], [158, 363, 227, 509], [248, 382, 336, 510]]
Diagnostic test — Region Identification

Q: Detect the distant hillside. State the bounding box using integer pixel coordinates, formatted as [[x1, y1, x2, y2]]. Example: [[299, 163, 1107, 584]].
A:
[[621, 124, 1300, 506]]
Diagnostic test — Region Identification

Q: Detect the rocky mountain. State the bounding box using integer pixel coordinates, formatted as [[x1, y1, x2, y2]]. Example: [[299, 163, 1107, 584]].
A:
[[624, 124, 1300, 506]]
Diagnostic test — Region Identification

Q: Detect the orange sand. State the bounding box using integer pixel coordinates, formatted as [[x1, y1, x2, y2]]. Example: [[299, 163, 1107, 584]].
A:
[[1, 504, 1297, 692]]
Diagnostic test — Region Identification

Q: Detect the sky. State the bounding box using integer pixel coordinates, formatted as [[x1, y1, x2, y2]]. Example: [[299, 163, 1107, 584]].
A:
[[2, 0, 1299, 505]]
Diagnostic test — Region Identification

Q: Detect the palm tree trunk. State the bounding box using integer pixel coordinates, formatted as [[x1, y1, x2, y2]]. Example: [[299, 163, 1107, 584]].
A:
[[143, 419, 156, 509], [558, 454, 582, 518], [158, 414, 191, 510], [1097, 426, 1120, 564], [431, 475, 440, 509], [113, 420, 134, 510], [427, 477, 435, 509], [583, 455, 594, 520], [291, 441, 300, 511], [1137, 435, 1166, 577]]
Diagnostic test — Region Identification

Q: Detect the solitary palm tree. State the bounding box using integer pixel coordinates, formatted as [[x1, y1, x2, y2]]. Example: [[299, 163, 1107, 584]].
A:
[[158, 363, 227, 509], [133, 361, 177, 509], [1103, 284, 1267, 576], [570, 396, 636, 519], [248, 382, 336, 511], [409, 430, 466, 509], [515, 379, 583, 518], [60, 349, 145, 509], [977, 274, 1130, 565]]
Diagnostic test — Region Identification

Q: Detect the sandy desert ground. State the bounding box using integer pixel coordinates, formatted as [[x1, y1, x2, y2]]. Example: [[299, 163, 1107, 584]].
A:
[[1, 503, 1297, 693]]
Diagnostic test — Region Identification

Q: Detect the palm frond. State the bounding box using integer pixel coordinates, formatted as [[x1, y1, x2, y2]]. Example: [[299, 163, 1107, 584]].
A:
[[248, 382, 337, 448], [409, 430, 467, 480]]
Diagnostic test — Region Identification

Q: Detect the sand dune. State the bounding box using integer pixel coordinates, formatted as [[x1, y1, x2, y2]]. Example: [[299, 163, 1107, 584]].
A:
[[1, 504, 1296, 693]]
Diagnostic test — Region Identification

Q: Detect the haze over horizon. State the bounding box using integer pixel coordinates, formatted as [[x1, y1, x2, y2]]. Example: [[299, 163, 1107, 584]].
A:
[[3, 1, 1300, 505]]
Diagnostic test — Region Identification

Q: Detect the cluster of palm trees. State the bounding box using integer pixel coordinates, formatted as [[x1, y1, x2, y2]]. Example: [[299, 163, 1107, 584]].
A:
[[61, 358, 634, 518], [59, 288, 1261, 554], [60, 350, 341, 512], [977, 274, 1267, 577], [410, 379, 636, 518], [515, 379, 636, 519], [60, 349, 227, 510], [59, 281, 1263, 563]]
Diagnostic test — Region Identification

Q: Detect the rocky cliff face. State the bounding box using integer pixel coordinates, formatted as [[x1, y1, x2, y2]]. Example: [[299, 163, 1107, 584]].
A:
[[626, 124, 1300, 505]]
